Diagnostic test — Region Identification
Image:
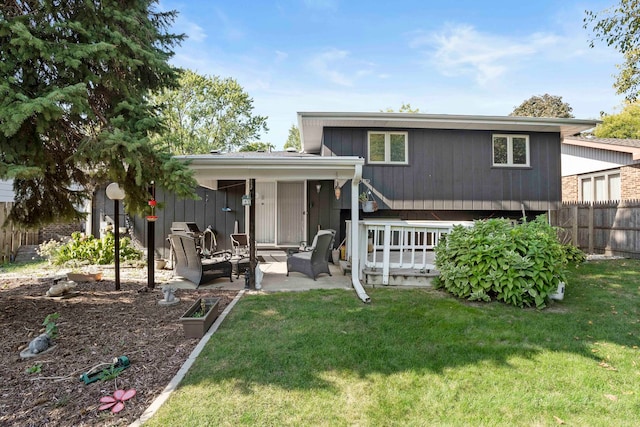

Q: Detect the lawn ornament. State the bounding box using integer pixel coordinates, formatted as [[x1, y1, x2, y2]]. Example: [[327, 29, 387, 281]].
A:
[[99, 388, 136, 413]]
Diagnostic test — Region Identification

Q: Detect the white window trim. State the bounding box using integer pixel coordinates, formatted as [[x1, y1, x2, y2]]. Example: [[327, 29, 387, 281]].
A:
[[492, 134, 530, 167], [579, 169, 621, 202], [367, 131, 408, 165]]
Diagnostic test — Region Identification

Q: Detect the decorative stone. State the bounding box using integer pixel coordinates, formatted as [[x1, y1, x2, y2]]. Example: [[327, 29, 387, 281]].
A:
[[46, 281, 77, 297], [158, 286, 180, 306], [20, 333, 57, 359]]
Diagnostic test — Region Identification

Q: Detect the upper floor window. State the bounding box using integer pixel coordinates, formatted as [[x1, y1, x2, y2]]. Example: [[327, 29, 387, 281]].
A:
[[368, 131, 408, 164], [492, 134, 530, 167]]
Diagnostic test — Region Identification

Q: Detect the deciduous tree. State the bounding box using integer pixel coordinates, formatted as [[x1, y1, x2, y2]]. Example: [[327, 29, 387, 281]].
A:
[[585, 1, 640, 101], [593, 103, 640, 138], [240, 142, 275, 152], [0, 0, 197, 227], [510, 94, 574, 118], [150, 70, 268, 154], [381, 103, 421, 113]]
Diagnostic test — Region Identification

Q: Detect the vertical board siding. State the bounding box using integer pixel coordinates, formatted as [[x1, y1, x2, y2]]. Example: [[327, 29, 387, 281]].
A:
[[94, 182, 246, 260], [325, 127, 561, 213]]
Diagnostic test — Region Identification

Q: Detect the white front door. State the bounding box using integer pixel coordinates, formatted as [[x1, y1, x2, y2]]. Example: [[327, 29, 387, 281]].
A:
[[254, 181, 305, 246]]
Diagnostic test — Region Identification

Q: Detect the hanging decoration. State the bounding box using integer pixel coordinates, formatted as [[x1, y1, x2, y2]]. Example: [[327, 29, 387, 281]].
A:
[[146, 198, 158, 222]]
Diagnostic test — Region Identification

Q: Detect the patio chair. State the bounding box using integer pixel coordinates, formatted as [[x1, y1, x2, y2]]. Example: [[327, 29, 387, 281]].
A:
[[286, 232, 334, 280], [231, 233, 249, 257], [168, 234, 233, 286], [287, 229, 336, 262]]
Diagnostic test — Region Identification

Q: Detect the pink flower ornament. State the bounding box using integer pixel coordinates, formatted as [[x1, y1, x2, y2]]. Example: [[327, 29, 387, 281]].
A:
[[98, 389, 136, 413]]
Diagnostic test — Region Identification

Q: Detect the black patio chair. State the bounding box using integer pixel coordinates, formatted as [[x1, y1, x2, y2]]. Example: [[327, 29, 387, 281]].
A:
[[168, 234, 233, 286], [286, 232, 334, 280]]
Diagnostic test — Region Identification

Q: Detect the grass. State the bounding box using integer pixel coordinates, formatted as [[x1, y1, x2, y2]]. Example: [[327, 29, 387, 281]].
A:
[[146, 259, 640, 426], [0, 259, 51, 275]]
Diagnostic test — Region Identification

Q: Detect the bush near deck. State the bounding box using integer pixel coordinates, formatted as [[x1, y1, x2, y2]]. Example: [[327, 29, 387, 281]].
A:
[[435, 216, 585, 308]]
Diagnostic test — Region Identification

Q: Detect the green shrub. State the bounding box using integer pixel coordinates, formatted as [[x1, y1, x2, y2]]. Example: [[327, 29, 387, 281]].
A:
[[41, 232, 142, 266], [435, 215, 582, 309]]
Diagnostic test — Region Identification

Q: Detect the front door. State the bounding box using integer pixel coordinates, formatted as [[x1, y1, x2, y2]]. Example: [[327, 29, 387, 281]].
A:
[[254, 181, 305, 247]]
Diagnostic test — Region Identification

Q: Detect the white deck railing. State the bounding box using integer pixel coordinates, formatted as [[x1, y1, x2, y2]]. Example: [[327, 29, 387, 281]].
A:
[[346, 219, 472, 285]]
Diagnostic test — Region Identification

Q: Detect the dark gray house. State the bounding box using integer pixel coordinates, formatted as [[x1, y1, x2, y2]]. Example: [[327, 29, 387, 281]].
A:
[[92, 112, 597, 296], [299, 112, 598, 226]]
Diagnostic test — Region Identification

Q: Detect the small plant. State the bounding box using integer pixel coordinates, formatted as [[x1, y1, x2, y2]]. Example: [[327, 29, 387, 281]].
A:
[[192, 299, 208, 318], [45, 232, 143, 266], [26, 363, 42, 374], [43, 312, 60, 339], [359, 191, 371, 202], [99, 365, 125, 381], [37, 239, 63, 262]]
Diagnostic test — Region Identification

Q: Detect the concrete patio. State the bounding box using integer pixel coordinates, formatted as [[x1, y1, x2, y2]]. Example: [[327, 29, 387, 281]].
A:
[[163, 250, 352, 292]]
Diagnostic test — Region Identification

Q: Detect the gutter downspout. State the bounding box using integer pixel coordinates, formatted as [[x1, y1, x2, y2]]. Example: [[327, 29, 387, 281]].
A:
[[351, 164, 371, 303]]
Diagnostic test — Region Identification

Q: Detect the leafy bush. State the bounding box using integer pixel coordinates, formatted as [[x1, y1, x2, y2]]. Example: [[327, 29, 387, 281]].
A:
[[40, 232, 142, 266], [434, 216, 583, 309]]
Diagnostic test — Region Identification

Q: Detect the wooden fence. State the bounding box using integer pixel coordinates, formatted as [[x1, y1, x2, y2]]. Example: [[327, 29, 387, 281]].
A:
[[0, 202, 39, 263], [550, 200, 640, 259]]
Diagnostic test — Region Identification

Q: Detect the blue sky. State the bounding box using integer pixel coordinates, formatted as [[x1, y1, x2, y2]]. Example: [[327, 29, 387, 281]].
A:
[[161, 0, 625, 148]]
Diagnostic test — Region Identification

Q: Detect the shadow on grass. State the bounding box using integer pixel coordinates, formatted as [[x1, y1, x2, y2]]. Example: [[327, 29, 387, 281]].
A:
[[182, 259, 640, 392]]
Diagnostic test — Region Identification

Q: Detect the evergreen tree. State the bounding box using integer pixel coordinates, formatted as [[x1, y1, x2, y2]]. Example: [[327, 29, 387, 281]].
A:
[[283, 125, 301, 151], [0, 0, 197, 227]]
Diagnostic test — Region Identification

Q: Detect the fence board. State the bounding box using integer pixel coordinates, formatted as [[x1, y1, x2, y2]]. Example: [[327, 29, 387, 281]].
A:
[[553, 201, 640, 259], [0, 202, 39, 263]]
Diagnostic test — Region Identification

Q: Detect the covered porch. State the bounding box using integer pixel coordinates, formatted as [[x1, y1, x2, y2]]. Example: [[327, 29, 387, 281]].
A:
[[174, 152, 371, 302]]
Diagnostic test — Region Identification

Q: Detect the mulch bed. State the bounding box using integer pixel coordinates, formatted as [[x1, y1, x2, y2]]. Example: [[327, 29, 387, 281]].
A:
[[0, 269, 239, 426]]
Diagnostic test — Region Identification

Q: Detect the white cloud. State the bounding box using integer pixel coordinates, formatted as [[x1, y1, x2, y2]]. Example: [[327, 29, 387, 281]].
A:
[[275, 50, 288, 62], [309, 49, 353, 86], [303, 0, 338, 11], [184, 22, 206, 42], [412, 24, 560, 86]]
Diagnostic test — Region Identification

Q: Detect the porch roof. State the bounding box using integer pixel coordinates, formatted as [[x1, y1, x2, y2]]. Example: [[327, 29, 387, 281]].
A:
[[298, 111, 600, 154], [174, 152, 364, 189]]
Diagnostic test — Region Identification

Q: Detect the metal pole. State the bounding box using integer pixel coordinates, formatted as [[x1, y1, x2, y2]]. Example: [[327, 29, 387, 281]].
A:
[[114, 199, 120, 291], [147, 218, 155, 289]]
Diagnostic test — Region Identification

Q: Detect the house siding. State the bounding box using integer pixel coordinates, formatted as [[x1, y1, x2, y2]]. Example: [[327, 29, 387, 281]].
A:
[[93, 181, 246, 259], [323, 127, 562, 212]]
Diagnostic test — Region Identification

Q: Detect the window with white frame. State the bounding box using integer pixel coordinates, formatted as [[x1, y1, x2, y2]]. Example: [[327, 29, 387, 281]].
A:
[[580, 170, 621, 202], [492, 134, 530, 167], [368, 131, 408, 164]]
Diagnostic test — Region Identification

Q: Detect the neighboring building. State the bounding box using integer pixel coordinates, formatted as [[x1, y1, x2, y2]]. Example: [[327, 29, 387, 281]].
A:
[[562, 136, 640, 202], [0, 180, 14, 202]]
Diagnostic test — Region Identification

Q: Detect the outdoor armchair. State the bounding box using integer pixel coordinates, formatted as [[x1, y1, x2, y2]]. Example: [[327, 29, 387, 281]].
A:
[[168, 234, 233, 286], [286, 232, 334, 280]]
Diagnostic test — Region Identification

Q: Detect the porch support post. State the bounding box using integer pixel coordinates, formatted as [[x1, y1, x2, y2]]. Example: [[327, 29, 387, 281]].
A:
[[249, 178, 256, 289]]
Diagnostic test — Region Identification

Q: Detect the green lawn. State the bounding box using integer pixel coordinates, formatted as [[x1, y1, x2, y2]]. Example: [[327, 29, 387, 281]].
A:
[[146, 259, 640, 426]]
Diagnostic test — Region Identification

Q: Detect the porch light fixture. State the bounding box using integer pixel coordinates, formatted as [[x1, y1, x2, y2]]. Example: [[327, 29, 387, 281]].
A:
[[316, 183, 322, 194], [334, 181, 341, 200], [106, 183, 125, 291]]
